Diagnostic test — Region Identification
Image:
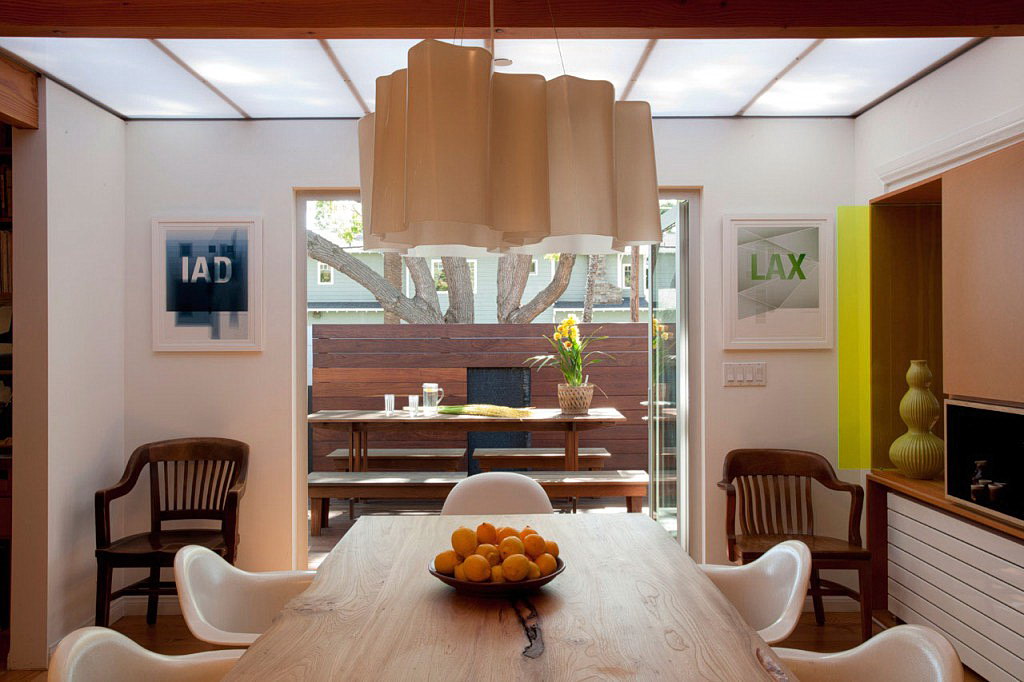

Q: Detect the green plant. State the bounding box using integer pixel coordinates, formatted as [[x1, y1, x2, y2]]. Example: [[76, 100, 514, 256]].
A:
[[525, 315, 611, 386]]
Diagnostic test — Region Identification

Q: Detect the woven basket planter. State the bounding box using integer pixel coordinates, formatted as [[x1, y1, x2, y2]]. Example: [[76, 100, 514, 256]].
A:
[[558, 384, 594, 415]]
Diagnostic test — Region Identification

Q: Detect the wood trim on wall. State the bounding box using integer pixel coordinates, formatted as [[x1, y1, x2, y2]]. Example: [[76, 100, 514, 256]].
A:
[[0, 54, 37, 129], [0, 0, 1021, 39]]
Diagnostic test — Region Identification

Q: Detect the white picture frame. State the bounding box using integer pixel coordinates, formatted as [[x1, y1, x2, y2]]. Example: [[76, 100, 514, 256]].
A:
[[152, 218, 263, 351], [722, 214, 834, 350]]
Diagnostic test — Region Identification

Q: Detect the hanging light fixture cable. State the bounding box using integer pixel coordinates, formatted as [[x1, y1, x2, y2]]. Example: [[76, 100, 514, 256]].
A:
[[545, 0, 567, 76]]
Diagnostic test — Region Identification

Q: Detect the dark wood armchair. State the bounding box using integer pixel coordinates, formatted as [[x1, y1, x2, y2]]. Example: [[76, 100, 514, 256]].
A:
[[95, 437, 248, 627], [718, 448, 872, 641]]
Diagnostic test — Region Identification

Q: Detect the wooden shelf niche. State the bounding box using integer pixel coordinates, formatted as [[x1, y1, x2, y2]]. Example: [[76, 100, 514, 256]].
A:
[[869, 178, 943, 468]]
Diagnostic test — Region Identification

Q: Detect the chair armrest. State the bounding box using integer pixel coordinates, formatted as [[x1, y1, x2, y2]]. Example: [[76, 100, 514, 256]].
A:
[[818, 478, 865, 547], [222, 473, 248, 562], [95, 449, 147, 548], [717, 480, 735, 492]]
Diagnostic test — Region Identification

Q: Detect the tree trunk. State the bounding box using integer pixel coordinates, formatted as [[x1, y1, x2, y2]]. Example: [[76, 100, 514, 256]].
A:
[[441, 257, 474, 324], [582, 254, 601, 323], [499, 253, 578, 324], [630, 245, 641, 323], [306, 230, 443, 323], [382, 252, 402, 324]]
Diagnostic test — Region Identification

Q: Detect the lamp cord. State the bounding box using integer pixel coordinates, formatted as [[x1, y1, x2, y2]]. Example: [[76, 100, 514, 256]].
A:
[[545, 0, 567, 76]]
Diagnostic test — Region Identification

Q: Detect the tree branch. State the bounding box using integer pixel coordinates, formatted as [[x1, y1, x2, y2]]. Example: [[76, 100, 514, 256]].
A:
[[504, 253, 577, 324], [306, 230, 442, 323]]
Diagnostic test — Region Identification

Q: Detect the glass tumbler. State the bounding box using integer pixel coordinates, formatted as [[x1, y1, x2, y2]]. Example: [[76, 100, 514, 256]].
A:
[[408, 395, 419, 416], [384, 393, 395, 415]]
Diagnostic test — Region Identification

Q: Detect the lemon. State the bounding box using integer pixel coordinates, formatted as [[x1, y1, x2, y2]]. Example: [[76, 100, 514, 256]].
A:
[[502, 553, 529, 582], [496, 526, 519, 543], [475, 543, 500, 566], [476, 522, 497, 545], [434, 550, 460, 575], [451, 526, 479, 557], [491, 565, 505, 583], [523, 533, 547, 559], [519, 526, 539, 540], [453, 562, 467, 581], [499, 535, 525, 560], [535, 553, 557, 576], [527, 561, 541, 579], [463, 554, 491, 582], [545, 539, 559, 558]]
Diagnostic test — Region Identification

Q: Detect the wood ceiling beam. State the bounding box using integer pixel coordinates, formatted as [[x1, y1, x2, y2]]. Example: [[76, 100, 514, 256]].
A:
[[0, 54, 38, 128], [0, 1, 1020, 39]]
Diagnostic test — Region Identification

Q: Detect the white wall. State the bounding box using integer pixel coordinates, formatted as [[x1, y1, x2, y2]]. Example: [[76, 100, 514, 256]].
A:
[[10, 80, 126, 667], [653, 118, 856, 563], [854, 37, 1024, 202], [123, 120, 359, 571]]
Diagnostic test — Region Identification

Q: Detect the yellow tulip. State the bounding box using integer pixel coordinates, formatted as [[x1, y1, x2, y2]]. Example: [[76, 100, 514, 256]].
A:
[[553, 332, 561, 340]]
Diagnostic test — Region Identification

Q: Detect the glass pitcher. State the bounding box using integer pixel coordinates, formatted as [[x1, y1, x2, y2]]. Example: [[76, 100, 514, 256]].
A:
[[422, 383, 445, 416]]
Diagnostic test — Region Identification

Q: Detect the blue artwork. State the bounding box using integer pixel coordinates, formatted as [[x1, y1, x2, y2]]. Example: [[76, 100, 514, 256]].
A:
[[153, 219, 261, 351]]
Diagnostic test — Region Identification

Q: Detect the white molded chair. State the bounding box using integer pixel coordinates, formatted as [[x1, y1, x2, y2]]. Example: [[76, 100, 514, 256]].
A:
[[775, 624, 963, 682], [441, 471, 554, 515], [700, 540, 811, 645], [174, 545, 315, 646], [49, 627, 243, 682]]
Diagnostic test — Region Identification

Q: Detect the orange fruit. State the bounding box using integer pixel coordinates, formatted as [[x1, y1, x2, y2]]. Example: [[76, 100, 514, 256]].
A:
[[502, 553, 529, 582], [545, 539, 559, 558], [535, 553, 557, 577], [475, 543, 500, 566], [527, 561, 541, 580], [496, 526, 519, 543], [499, 535, 525, 560], [451, 526, 478, 557], [519, 526, 539, 540], [523, 533, 547, 559], [463, 554, 491, 582], [434, 550, 460, 575], [476, 522, 498, 545], [491, 565, 505, 583], [453, 562, 467, 581]]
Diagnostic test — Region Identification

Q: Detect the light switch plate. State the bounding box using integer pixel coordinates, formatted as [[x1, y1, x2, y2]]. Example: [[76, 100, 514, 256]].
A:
[[723, 362, 767, 387]]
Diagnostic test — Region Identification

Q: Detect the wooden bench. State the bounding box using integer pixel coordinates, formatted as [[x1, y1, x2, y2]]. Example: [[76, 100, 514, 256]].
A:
[[325, 448, 466, 472], [308, 470, 649, 535], [474, 447, 611, 471]]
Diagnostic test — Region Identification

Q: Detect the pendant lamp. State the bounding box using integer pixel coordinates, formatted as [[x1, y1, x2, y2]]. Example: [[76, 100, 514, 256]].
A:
[[359, 39, 660, 254]]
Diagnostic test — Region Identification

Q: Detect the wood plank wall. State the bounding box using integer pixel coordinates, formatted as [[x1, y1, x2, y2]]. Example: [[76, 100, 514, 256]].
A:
[[311, 323, 649, 471]]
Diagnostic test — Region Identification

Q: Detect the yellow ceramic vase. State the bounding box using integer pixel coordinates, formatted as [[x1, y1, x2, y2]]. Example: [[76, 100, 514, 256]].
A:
[[888, 360, 945, 479]]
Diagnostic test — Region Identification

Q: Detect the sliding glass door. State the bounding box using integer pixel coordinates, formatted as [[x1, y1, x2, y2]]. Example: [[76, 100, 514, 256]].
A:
[[648, 200, 688, 542]]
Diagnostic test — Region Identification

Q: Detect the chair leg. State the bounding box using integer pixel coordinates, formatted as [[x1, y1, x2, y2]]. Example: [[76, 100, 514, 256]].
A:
[[95, 560, 112, 628], [810, 568, 826, 626], [310, 497, 323, 537], [321, 498, 331, 529], [146, 566, 160, 625], [858, 562, 873, 642]]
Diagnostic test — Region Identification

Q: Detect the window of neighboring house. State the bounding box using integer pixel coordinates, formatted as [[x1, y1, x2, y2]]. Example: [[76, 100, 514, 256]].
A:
[[619, 254, 650, 291], [429, 259, 478, 294], [529, 258, 538, 275], [317, 261, 334, 285]]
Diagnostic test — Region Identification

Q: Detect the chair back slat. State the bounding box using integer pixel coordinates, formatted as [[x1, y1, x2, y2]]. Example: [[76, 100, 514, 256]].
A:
[[733, 473, 815, 537], [143, 438, 248, 530]]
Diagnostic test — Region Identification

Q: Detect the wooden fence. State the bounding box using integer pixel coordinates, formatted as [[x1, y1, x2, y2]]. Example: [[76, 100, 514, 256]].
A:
[[311, 323, 649, 471]]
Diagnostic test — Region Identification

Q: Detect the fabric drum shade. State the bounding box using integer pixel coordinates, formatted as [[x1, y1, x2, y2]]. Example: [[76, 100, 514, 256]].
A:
[[358, 39, 660, 254]]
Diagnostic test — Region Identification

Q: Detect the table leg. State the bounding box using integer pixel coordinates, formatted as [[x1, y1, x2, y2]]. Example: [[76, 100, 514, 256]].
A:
[[626, 496, 642, 513], [310, 496, 323, 536], [360, 429, 369, 471], [565, 426, 579, 471], [348, 429, 356, 473]]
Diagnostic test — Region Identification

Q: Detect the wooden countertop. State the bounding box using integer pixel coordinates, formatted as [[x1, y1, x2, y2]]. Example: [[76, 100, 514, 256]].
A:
[[868, 469, 1024, 541]]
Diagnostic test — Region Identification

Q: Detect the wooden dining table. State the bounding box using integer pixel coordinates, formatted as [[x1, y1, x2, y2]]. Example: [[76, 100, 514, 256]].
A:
[[308, 407, 626, 472], [225, 514, 794, 681]]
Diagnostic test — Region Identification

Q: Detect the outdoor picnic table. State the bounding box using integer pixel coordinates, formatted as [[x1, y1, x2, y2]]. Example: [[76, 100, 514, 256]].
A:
[[307, 407, 626, 472]]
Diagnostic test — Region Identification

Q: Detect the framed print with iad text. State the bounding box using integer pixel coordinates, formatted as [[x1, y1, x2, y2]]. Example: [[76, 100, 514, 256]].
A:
[[152, 218, 263, 351], [723, 215, 834, 350]]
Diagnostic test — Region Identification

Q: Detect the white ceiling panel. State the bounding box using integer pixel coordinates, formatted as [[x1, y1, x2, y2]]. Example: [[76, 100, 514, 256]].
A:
[[328, 39, 485, 112], [0, 37, 241, 118], [161, 39, 362, 117], [746, 38, 973, 116], [491, 39, 649, 97], [628, 39, 816, 116]]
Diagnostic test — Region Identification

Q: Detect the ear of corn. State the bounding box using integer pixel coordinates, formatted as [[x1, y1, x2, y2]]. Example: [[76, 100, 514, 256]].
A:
[[438, 404, 533, 418]]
